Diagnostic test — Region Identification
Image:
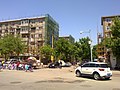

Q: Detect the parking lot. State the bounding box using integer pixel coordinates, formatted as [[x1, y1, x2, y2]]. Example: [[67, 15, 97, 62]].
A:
[[0, 67, 120, 90]]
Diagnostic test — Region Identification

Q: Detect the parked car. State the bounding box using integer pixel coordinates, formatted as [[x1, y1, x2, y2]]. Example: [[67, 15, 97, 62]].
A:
[[48, 62, 60, 68], [75, 62, 112, 80], [4, 58, 21, 64], [62, 62, 72, 67]]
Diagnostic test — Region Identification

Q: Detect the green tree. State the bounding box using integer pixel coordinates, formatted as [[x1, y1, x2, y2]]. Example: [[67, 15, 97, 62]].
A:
[[74, 38, 97, 62], [13, 35, 26, 56], [55, 38, 74, 62], [73, 42, 82, 62], [40, 45, 53, 64], [0, 34, 26, 60], [78, 37, 91, 61], [111, 17, 120, 62], [92, 45, 98, 60]]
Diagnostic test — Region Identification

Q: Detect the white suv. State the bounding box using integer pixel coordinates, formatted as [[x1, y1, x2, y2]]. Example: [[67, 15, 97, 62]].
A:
[[75, 62, 112, 80]]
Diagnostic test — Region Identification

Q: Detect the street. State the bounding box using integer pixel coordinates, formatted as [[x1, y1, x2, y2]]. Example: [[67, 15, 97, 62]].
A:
[[0, 67, 120, 90]]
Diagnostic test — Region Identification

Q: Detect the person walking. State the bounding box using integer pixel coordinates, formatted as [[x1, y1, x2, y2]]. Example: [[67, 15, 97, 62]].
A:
[[28, 63, 33, 72], [25, 63, 29, 72], [59, 61, 62, 69], [0, 61, 2, 71]]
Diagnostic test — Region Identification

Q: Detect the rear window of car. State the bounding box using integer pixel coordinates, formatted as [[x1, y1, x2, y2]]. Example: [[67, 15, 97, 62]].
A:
[[96, 64, 109, 68]]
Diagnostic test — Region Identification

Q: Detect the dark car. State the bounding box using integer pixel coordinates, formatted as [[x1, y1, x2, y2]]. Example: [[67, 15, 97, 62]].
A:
[[48, 62, 60, 68]]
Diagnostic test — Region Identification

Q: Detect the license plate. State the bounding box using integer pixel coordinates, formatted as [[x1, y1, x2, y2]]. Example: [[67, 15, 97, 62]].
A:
[[107, 73, 111, 76]]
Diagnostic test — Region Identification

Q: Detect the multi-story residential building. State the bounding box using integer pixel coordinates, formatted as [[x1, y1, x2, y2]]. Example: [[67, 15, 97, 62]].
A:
[[59, 35, 75, 43], [0, 14, 59, 58], [97, 32, 104, 60], [100, 15, 120, 68]]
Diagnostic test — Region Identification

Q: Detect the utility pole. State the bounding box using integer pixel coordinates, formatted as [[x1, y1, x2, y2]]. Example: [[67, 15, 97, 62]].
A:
[[51, 33, 54, 62]]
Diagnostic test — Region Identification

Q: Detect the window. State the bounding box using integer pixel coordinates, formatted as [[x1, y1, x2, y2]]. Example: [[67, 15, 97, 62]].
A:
[[31, 27, 36, 32], [95, 64, 108, 68], [16, 28, 20, 31], [105, 33, 111, 38], [89, 64, 96, 67], [38, 19, 44, 23], [82, 63, 89, 67], [30, 42, 35, 45], [21, 26, 29, 31], [39, 34, 42, 38], [95, 64, 99, 67], [30, 20, 35, 23], [0, 30, 2, 33], [5, 30, 8, 33], [37, 41, 43, 46], [39, 26, 43, 29], [22, 35, 28, 38], [21, 20, 29, 24], [106, 26, 110, 30], [31, 34, 35, 38], [105, 18, 111, 22], [100, 64, 109, 68]]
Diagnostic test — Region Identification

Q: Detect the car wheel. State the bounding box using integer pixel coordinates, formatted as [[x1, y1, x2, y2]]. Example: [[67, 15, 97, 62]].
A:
[[76, 71, 81, 77], [93, 73, 100, 80], [105, 77, 110, 80]]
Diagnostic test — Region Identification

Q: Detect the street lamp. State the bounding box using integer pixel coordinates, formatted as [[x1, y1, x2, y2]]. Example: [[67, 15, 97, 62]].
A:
[[80, 30, 93, 62], [88, 40, 93, 62]]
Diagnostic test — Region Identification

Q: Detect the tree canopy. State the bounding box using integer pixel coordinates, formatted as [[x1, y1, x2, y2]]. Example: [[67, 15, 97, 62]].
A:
[[0, 34, 26, 60], [54, 38, 74, 62], [111, 17, 120, 59], [78, 37, 91, 61], [39, 45, 53, 64]]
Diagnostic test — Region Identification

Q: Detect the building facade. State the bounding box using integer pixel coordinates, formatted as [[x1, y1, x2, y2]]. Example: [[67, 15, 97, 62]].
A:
[[97, 32, 104, 60], [100, 15, 120, 68], [0, 14, 59, 58], [59, 35, 75, 43]]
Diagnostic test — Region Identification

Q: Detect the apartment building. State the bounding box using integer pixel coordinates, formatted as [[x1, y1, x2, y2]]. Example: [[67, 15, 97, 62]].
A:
[[59, 35, 75, 43], [100, 15, 120, 68], [97, 32, 104, 60], [0, 14, 59, 58]]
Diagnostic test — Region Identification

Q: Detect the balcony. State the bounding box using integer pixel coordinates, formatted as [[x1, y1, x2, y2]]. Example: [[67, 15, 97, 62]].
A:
[[20, 23, 29, 27], [37, 38, 43, 41], [20, 31, 29, 34], [22, 38, 28, 41], [10, 30, 15, 32]]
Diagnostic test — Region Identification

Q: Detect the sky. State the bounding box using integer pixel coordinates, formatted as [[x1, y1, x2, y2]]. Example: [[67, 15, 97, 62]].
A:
[[0, 0, 120, 45]]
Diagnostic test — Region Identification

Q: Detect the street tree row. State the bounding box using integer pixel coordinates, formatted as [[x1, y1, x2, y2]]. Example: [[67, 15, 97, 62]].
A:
[[40, 37, 97, 64]]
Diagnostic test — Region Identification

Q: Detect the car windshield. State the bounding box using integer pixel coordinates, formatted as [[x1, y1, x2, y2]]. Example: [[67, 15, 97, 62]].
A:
[[96, 64, 109, 68]]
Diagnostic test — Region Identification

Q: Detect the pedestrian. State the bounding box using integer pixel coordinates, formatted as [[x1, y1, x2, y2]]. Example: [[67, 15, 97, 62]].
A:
[[59, 61, 62, 69], [16, 61, 20, 70], [18, 63, 22, 70], [8, 63, 12, 70], [25, 64, 29, 72], [0, 61, 2, 71], [28, 63, 33, 72]]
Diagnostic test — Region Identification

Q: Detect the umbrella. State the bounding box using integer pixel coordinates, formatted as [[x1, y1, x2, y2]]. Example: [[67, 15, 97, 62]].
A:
[[28, 57, 37, 60]]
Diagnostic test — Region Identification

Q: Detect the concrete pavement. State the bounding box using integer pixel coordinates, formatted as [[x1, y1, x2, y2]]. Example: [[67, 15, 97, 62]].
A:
[[0, 67, 120, 90]]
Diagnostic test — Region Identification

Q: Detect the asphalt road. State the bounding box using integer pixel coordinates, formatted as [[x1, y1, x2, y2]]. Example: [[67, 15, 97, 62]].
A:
[[0, 67, 120, 90]]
